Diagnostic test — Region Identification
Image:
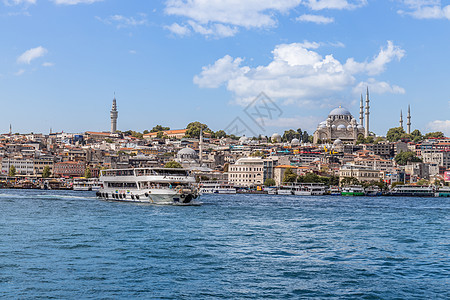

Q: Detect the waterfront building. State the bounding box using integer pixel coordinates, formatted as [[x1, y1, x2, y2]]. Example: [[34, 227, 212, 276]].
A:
[[1, 158, 34, 175], [338, 164, 381, 184], [422, 150, 450, 169], [53, 161, 86, 178], [228, 157, 277, 187]]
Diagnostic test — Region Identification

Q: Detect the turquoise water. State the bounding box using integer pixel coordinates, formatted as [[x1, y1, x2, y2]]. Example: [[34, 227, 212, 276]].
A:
[[0, 190, 448, 299]]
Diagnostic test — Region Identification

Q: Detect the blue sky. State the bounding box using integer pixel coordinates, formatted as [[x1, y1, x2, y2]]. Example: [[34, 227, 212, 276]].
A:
[[0, 0, 449, 137]]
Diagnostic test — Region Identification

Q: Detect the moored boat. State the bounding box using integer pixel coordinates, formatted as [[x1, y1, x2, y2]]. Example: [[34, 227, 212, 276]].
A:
[[341, 185, 365, 196], [198, 181, 236, 194], [98, 168, 200, 205], [364, 185, 382, 196], [389, 185, 435, 197]]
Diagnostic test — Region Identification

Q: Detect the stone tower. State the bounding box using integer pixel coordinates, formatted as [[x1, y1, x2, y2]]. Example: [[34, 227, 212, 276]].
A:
[[359, 94, 364, 126], [110, 95, 118, 133], [364, 87, 370, 138], [407, 105, 411, 134]]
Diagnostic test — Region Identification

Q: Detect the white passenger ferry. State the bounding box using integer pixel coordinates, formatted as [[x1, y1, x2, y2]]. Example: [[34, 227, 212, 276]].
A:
[[198, 182, 236, 194], [389, 185, 435, 197], [73, 178, 102, 191], [98, 168, 200, 205]]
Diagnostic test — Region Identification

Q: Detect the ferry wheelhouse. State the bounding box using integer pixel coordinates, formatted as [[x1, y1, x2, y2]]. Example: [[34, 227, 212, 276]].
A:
[[98, 168, 200, 205]]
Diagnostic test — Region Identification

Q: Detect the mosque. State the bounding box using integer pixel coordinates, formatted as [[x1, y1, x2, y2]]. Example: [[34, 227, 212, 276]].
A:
[[313, 88, 371, 144]]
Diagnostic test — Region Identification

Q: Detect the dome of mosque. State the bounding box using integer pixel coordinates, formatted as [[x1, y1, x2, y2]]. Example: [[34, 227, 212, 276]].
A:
[[337, 124, 346, 130], [331, 124, 336, 129], [357, 124, 364, 130], [333, 138, 343, 145], [347, 125, 353, 130], [239, 136, 249, 144], [329, 106, 352, 116], [291, 138, 300, 145], [271, 133, 282, 143]]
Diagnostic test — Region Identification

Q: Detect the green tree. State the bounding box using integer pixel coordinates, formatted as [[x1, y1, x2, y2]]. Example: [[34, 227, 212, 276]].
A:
[[164, 161, 182, 168], [156, 131, 166, 139], [302, 172, 320, 183], [8, 165, 16, 177], [394, 151, 422, 166], [84, 167, 92, 178], [386, 127, 406, 142], [143, 130, 149, 134], [282, 168, 297, 183], [185, 122, 211, 139], [215, 130, 227, 139], [264, 178, 276, 186], [340, 176, 359, 186], [42, 166, 51, 178], [282, 129, 300, 142], [411, 129, 422, 142], [105, 138, 113, 143], [150, 125, 170, 133], [424, 131, 444, 139], [223, 163, 229, 172]]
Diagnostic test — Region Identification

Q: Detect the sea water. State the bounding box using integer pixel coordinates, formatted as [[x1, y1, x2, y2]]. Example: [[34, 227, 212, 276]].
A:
[[0, 189, 448, 299]]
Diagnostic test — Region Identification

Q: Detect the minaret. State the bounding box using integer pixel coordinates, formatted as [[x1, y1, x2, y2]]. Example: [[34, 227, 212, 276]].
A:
[[9, 124, 12, 135], [399, 110, 403, 129], [110, 95, 118, 133], [199, 127, 203, 165], [407, 105, 411, 134], [359, 94, 364, 126], [364, 87, 370, 138]]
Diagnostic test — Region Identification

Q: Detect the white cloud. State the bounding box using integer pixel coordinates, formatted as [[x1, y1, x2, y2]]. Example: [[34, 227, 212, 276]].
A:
[[165, 22, 191, 36], [427, 120, 450, 136], [164, 0, 369, 37], [3, 0, 35, 5], [165, 0, 302, 37], [344, 41, 405, 75], [305, 0, 367, 10], [194, 55, 249, 88], [129, 50, 137, 55], [297, 14, 334, 24], [194, 41, 404, 106], [17, 46, 47, 64], [398, 0, 450, 20], [14, 69, 25, 76], [97, 14, 147, 29], [353, 78, 406, 95], [42, 62, 54, 67], [52, 0, 103, 4]]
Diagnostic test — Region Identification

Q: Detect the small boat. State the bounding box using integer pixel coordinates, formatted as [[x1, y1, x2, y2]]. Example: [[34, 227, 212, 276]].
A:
[[277, 185, 294, 195], [341, 185, 365, 196], [436, 186, 450, 197], [293, 185, 312, 196], [328, 186, 341, 196], [364, 185, 382, 196], [73, 178, 102, 191], [198, 182, 236, 194]]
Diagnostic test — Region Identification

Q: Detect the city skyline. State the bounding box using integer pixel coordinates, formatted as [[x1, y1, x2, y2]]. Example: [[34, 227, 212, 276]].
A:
[[0, 1, 449, 136]]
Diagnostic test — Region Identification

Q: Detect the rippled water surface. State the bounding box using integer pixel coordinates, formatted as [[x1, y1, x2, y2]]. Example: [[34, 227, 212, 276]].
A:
[[0, 189, 449, 299]]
